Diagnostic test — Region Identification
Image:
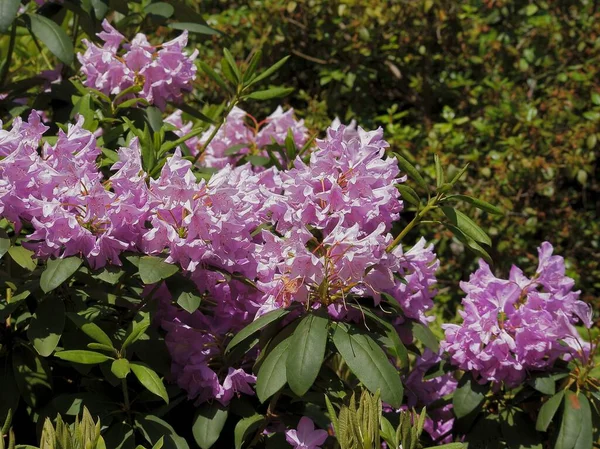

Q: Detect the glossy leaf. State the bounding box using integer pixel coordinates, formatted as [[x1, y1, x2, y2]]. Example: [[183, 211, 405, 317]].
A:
[[453, 373, 489, 419], [55, 350, 112, 364], [130, 362, 169, 404], [234, 414, 265, 449], [138, 256, 179, 284], [192, 402, 229, 449], [332, 323, 404, 408], [67, 313, 114, 348], [40, 257, 82, 293], [111, 359, 130, 379], [441, 206, 491, 246], [286, 313, 329, 396], [226, 308, 289, 353], [256, 336, 291, 403]]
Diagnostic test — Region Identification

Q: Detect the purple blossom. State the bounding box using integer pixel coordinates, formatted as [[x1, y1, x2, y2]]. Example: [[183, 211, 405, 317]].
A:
[[285, 417, 328, 449], [441, 242, 592, 386]]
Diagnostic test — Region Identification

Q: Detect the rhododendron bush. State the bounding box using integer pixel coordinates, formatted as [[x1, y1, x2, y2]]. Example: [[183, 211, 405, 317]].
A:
[[0, 2, 598, 449]]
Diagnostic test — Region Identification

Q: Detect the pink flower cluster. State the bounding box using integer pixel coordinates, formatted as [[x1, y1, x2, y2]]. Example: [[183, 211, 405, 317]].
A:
[[0, 110, 439, 405], [441, 242, 593, 386], [78, 20, 198, 110], [165, 105, 308, 168]]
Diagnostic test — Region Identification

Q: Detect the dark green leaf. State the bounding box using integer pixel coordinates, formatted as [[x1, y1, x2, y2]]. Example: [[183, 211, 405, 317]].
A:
[[573, 393, 593, 449], [0, 229, 10, 258], [234, 414, 265, 449], [223, 48, 241, 83], [410, 321, 439, 352], [286, 313, 329, 396], [0, 0, 20, 33], [246, 55, 290, 87], [256, 336, 291, 403], [169, 22, 221, 36], [554, 391, 583, 449], [27, 296, 65, 357], [138, 256, 179, 284], [529, 375, 556, 396], [146, 106, 164, 132], [225, 308, 289, 353], [90, 0, 109, 19], [441, 206, 491, 246], [144, 2, 174, 18], [40, 257, 82, 293], [135, 414, 190, 449], [111, 359, 130, 379], [192, 402, 229, 449], [394, 153, 428, 191], [12, 345, 52, 408], [332, 323, 404, 408], [68, 313, 114, 348], [445, 194, 504, 215], [27, 14, 74, 65], [130, 362, 169, 404], [247, 87, 294, 101], [443, 222, 492, 264], [200, 61, 233, 93], [244, 50, 262, 82], [55, 350, 112, 364], [500, 409, 543, 449], [453, 373, 489, 419], [396, 184, 421, 207], [0, 359, 20, 422]]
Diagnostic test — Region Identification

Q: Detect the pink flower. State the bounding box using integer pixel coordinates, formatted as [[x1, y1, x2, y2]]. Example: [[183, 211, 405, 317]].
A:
[[285, 417, 328, 449]]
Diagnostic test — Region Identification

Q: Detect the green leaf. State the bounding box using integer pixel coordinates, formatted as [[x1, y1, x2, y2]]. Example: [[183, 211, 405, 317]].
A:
[[332, 323, 404, 408], [55, 350, 112, 364], [452, 373, 489, 419], [0, 229, 10, 258], [500, 409, 543, 449], [130, 362, 169, 404], [396, 184, 421, 207], [441, 206, 491, 246], [529, 375, 556, 396], [111, 359, 130, 379], [8, 246, 37, 271], [169, 22, 221, 36], [192, 402, 228, 449], [443, 222, 492, 264], [394, 153, 428, 191], [0, 0, 20, 33], [246, 87, 294, 101], [246, 55, 290, 87], [244, 50, 262, 82], [67, 313, 114, 348], [573, 393, 593, 449], [26, 14, 74, 65], [226, 308, 289, 353], [554, 391, 583, 449], [234, 414, 265, 449], [434, 154, 444, 188], [176, 290, 202, 313], [122, 316, 150, 351], [27, 296, 65, 357], [199, 61, 233, 93], [144, 2, 174, 18], [0, 359, 20, 423], [40, 257, 82, 293], [135, 415, 190, 449], [286, 313, 329, 396], [410, 321, 439, 352], [146, 106, 164, 132], [12, 345, 52, 408], [256, 336, 291, 402], [138, 256, 179, 284], [445, 194, 504, 215], [223, 48, 242, 83]]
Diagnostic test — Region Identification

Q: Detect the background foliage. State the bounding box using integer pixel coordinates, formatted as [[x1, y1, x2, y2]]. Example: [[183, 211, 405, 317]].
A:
[[195, 0, 600, 319]]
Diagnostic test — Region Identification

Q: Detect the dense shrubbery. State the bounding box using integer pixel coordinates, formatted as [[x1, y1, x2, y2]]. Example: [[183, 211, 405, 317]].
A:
[[0, 1, 598, 449], [199, 0, 600, 318]]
